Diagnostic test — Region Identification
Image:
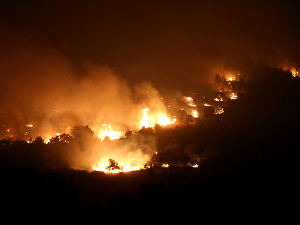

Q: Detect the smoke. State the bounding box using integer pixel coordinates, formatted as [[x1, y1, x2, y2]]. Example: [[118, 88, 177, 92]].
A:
[[1, 1, 300, 170], [0, 25, 167, 170], [0, 25, 160, 138], [1, 1, 300, 94], [68, 134, 156, 170]]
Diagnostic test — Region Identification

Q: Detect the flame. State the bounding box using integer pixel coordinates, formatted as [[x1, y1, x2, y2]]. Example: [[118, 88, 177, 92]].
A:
[[230, 93, 238, 100], [99, 124, 123, 142], [193, 110, 198, 118], [141, 108, 173, 128], [158, 114, 171, 126], [93, 158, 141, 173], [214, 97, 223, 101], [141, 108, 150, 128], [292, 70, 299, 77], [123, 164, 140, 172], [214, 108, 224, 114], [186, 97, 196, 107], [93, 158, 106, 171]]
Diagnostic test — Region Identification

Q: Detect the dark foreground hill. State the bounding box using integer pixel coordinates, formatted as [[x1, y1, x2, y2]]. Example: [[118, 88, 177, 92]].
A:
[[0, 162, 296, 222]]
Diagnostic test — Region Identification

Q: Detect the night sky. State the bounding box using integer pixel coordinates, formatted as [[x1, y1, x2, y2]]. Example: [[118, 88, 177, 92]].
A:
[[1, 1, 300, 93]]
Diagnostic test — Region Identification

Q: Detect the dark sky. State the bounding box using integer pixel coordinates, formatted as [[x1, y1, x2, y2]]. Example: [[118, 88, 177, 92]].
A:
[[1, 0, 300, 93]]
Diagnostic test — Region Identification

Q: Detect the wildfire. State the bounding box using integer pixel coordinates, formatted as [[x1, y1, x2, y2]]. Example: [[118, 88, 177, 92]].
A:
[[93, 158, 141, 173], [289, 67, 299, 77], [141, 108, 150, 128], [141, 108, 174, 128], [158, 114, 171, 126], [99, 124, 123, 142], [292, 71, 299, 77], [193, 110, 198, 118], [230, 93, 238, 100], [93, 159, 106, 171], [186, 97, 196, 107], [123, 164, 141, 172], [214, 97, 223, 101], [214, 108, 224, 114]]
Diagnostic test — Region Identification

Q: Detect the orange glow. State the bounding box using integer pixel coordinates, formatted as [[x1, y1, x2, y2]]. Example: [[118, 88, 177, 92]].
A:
[[193, 110, 198, 118], [158, 114, 171, 126], [141, 108, 173, 128], [93, 159, 109, 172], [99, 124, 123, 142], [292, 70, 299, 77], [230, 93, 238, 100], [214, 108, 224, 114], [141, 108, 150, 128], [186, 97, 196, 107], [214, 97, 223, 101], [93, 158, 141, 173]]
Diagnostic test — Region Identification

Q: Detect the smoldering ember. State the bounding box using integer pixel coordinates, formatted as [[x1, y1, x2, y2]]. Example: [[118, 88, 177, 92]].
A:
[[0, 1, 299, 221]]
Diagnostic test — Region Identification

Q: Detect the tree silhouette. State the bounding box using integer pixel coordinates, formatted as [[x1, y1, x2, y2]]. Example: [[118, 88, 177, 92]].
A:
[[33, 136, 44, 144], [202, 106, 215, 118], [138, 126, 153, 135], [71, 125, 94, 139], [58, 133, 73, 143], [183, 114, 194, 124], [106, 159, 121, 171], [214, 73, 223, 84]]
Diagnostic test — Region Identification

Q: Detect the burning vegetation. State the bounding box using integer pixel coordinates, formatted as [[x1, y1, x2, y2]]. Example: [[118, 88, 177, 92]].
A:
[[0, 63, 299, 219], [1, 65, 299, 174], [1, 1, 299, 219]]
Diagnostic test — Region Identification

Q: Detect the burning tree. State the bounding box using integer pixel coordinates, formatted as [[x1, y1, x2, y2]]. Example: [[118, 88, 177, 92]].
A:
[[106, 159, 121, 171]]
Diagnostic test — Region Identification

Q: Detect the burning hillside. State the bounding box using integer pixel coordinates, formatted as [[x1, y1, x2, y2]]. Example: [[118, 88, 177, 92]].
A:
[[1, 2, 300, 220], [1, 60, 299, 173], [0, 23, 299, 173]]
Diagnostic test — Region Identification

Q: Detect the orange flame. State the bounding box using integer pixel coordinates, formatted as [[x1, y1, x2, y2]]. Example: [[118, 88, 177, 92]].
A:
[[141, 108, 173, 128], [93, 158, 141, 173], [230, 93, 238, 100], [193, 110, 198, 118], [186, 97, 196, 107], [141, 108, 150, 127], [99, 124, 123, 142]]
